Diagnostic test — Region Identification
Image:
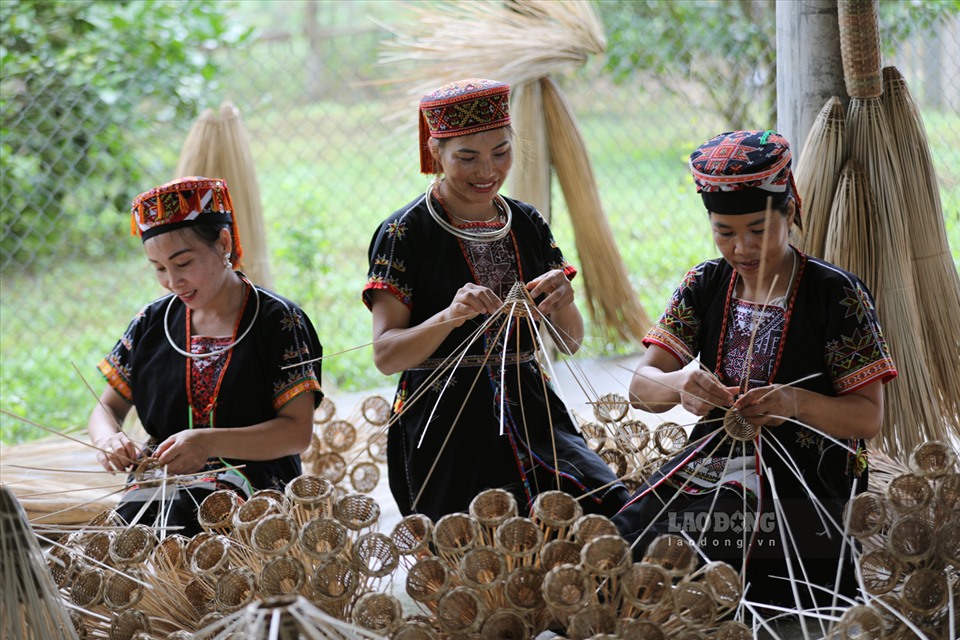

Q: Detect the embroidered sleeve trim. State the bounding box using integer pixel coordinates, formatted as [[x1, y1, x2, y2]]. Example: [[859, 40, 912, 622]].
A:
[[835, 359, 898, 395], [273, 378, 322, 411], [362, 279, 413, 311], [642, 333, 693, 366], [97, 358, 133, 403]]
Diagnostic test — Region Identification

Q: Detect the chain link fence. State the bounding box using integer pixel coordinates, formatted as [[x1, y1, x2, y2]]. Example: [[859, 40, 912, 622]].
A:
[[2, 0, 958, 443]]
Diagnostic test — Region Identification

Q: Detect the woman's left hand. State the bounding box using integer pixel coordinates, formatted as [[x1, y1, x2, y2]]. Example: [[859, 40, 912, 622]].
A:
[[154, 430, 213, 476], [527, 270, 574, 317], [733, 384, 798, 427]]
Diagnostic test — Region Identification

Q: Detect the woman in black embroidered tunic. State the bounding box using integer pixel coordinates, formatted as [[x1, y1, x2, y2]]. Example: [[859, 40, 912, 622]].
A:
[[88, 177, 322, 537], [612, 131, 898, 608], [363, 79, 628, 521]]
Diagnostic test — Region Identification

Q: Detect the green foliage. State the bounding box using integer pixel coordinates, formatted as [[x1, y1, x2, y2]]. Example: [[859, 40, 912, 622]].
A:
[[0, 0, 249, 271], [599, 0, 778, 129], [879, 0, 960, 54]]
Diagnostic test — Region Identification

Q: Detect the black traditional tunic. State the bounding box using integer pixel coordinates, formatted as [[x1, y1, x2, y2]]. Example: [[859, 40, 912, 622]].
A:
[[612, 249, 897, 607], [98, 278, 323, 500], [364, 194, 628, 521]]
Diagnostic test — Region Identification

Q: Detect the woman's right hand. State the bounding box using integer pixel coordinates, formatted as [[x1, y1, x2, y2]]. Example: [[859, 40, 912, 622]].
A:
[[678, 369, 737, 416], [444, 283, 502, 327], [94, 431, 140, 473]]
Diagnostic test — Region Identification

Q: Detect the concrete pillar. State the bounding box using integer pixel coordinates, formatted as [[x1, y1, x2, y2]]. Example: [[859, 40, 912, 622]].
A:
[[776, 0, 848, 158]]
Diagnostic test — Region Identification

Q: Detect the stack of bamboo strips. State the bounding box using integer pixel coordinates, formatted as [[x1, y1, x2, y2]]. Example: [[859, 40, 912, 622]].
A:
[[794, 97, 845, 258], [378, 0, 652, 342]]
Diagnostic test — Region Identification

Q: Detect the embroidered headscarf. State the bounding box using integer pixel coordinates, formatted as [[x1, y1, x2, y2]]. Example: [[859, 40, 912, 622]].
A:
[[689, 130, 802, 220], [419, 78, 511, 174], [131, 176, 243, 264]]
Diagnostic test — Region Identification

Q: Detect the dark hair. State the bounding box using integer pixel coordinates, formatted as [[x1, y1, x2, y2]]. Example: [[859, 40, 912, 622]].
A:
[[175, 223, 239, 268]]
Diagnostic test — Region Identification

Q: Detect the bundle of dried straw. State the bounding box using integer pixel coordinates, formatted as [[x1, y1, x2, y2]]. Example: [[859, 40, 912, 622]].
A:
[[794, 96, 845, 257]]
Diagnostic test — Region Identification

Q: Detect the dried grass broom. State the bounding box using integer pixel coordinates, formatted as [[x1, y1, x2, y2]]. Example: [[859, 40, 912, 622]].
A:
[[794, 96, 845, 258], [510, 79, 552, 220], [541, 76, 652, 342], [882, 66, 960, 435], [174, 107, 219, 178], [837, 0, 942, 454], [1, 486, 80, 640]]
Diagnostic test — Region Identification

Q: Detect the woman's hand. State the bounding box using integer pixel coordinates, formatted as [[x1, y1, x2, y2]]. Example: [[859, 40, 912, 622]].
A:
[[733, 384, 798, 427], [94, 431, 140, 473], [154, 430, 213, 476], [445, 283, 502, 327], [678, 370, 738, 417], [526, 269, 574, 317]]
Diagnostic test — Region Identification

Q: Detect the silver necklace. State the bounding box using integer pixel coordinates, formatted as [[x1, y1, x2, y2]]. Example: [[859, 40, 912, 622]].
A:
[[163, 275, 261, 359], [425, 182, 512, 242]]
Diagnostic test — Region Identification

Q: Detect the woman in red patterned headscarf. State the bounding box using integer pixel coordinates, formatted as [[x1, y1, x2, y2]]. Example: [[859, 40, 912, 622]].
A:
[[87, 176, 323, 536], [363, 79, 629, 522], [613, 130, 898, 608]]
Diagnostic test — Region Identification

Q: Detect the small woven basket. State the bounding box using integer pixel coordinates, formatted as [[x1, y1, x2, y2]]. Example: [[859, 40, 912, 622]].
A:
[[542, 563, 591, 609], [70, 567, 105, 608], [299, 516, 348, 561], [900, 567, 947, 617], [858, 548, 902, 595], [460, 546, 507, 591], [532, 490, 583, 532], [259, 555, 305, 597], [620, 562, 672, 611], [393, 619, 440, 640], [620, 619, 667, 640], [935, 473, 960, 511], [580, 534, 631, 578], [108, 524, 157, 566], [910, 441, 956, 478], [593, 392, 630, 423], [887, 516, 934, 563], [672, 582, 716, 629], [654, 423, 687, 455], [480, 609, 530, 640], [353, 531, 400, 578], [391, 513, 434, 557], [700, 561, 742, 609], [197, 489, 240, 533], [540, 539, 584, 572], [310, 557, 358, 605], [434, 512, 482, 558], [723, 410, 759, 442], [936, 518, 959, 568], [315, 452, 348, 484], [361, 395, 392, 426], [233, 495, 282, 540], [845, 491, 887, 539], [885, 473, 933, 514], [190, 535, 234, 576], [323, 419, 358, 453], [103, 569, 144, 612], [251, 514, 298, 557], [503, 566, 546, 610], [470, 488, 518, 530], [78, 531, 113, 566], [286, 474, 335, 513], [109, 609, 150, 640], [436, 586, 488, 636], [150, 534, 188, 572], [406, 556, 450, 603], [567, 604, 619, 640], [713, 620, 752, 640], [314, 396, 336, 425], [495, 516, 545, 562], [571, 513, 619, 544], [600, 448, 628, 478], [47, 544, 76, 588], [367, 431, 388, 464], [642, 534, 696, 576], [214, 566, 257, 613], [352, 592, 404, 635], [835, 604, 885, 640], [184, 576, 215, 617], [334, 493, 381, 532], [350, 461, 381, 493], [837, 0, 883, 98]]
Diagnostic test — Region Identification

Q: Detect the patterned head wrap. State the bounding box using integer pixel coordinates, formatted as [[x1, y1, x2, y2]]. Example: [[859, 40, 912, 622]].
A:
[[419, 78, 511, 174], [689, 130, 802, 219], [131, 176, 242, 262]]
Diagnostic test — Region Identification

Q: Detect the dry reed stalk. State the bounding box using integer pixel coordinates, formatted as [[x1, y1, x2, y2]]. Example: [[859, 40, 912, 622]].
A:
[[173, 108, 219, 178], [794, 96, 845, 257], [377, 1, 605, 101], [1, 486, 80, 640], [844, 98, 943, 454], [214, 102, 274, 289], [541, 76, 652, 342], [882, 66, 960, 431], [511, 79, 552, 219]]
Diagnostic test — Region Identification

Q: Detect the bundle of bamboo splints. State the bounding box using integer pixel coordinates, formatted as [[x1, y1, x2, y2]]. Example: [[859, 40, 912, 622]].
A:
[[838, 441, 959, 639], [795, 0, 960, 455], [379, 0, 652, 343]]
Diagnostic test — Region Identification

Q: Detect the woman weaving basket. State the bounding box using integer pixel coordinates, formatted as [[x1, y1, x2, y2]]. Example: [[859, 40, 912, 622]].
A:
[[612, 130, 898, 607], [363, 79, 628, 521], [88, 177, 323, 537]]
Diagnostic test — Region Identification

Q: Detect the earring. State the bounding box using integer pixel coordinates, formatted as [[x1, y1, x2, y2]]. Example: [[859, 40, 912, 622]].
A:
[[223, 252, 231, 269]]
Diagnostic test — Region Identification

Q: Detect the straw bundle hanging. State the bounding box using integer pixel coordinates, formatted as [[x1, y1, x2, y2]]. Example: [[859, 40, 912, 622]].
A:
[[510, 80, 552, 219], [174, 108, 219, 177], [378, 0, 651, 342], [541, 76, 652, 341], [837, 0, 943, 454], [794, 96, 845, 257], [881, 66, 960, 434]]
